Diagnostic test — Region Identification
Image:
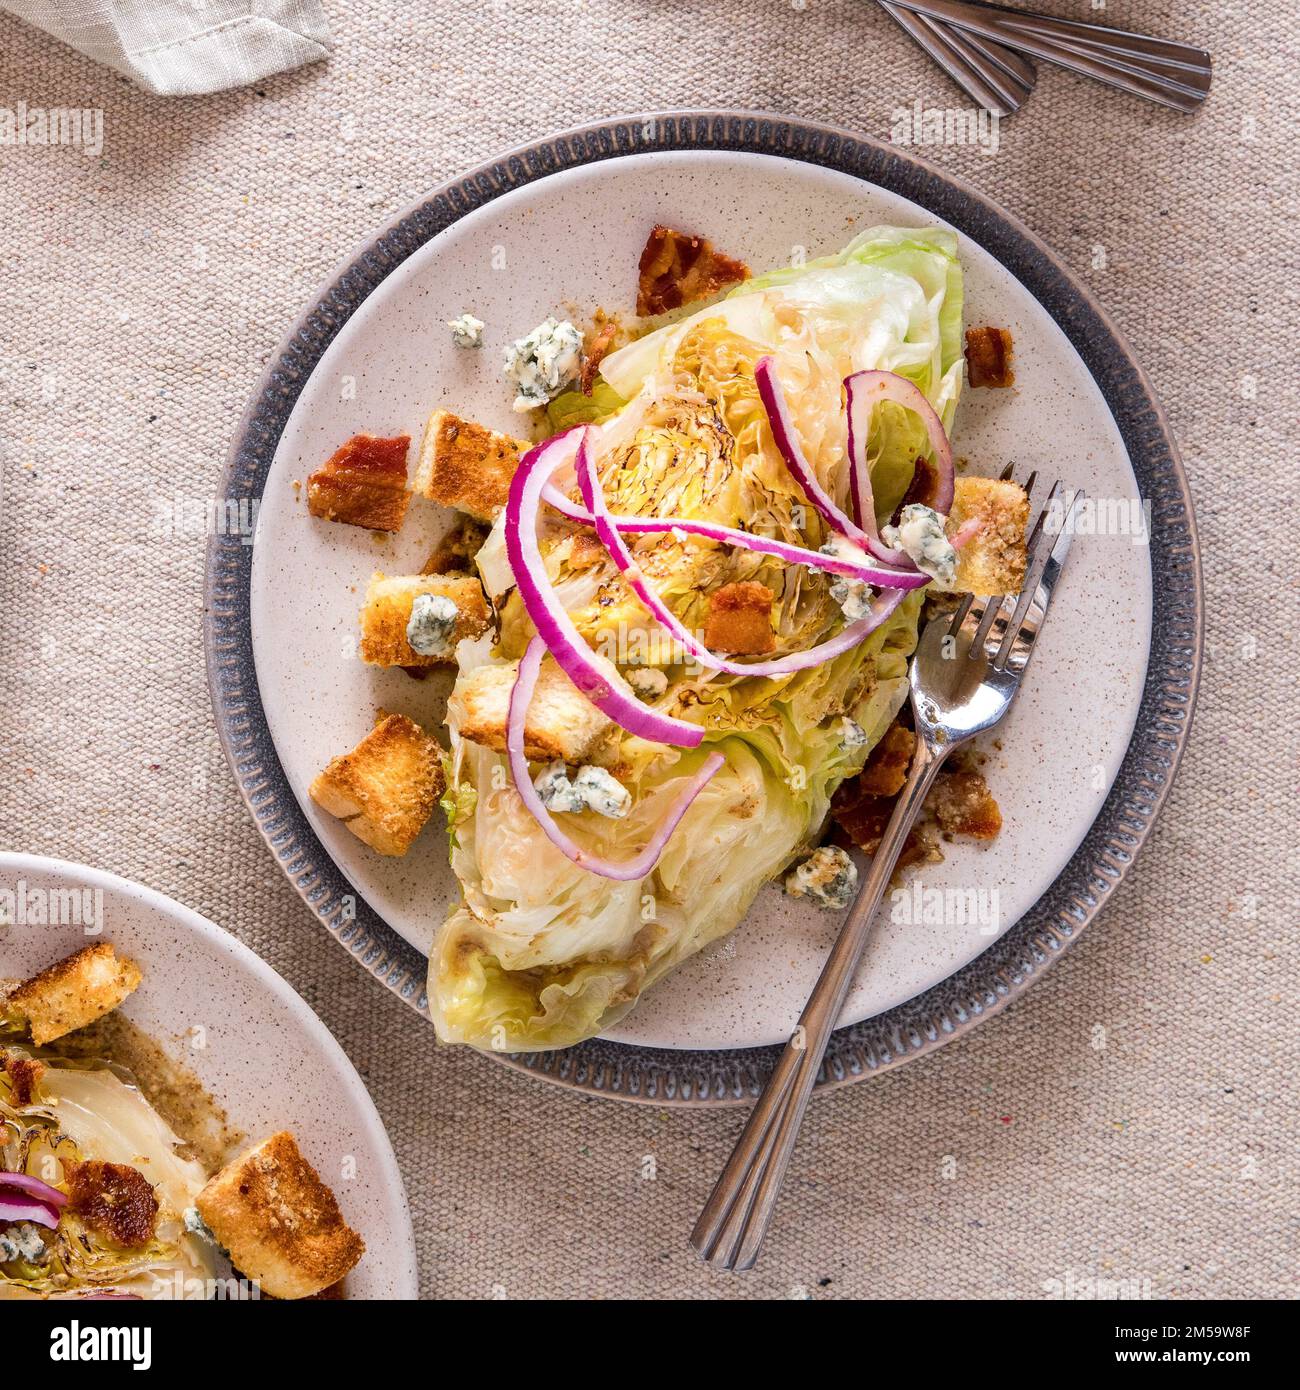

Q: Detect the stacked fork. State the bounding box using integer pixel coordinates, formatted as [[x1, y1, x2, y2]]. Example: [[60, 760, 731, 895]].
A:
[[876, 0, 1211, 116]]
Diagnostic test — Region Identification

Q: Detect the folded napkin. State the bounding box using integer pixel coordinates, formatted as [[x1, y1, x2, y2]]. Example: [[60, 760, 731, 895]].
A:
[[2, 0, 332, 96]]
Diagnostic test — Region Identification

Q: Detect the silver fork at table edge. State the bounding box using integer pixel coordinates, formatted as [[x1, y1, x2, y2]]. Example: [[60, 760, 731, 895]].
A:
[[884, 0, 1211, 112], [691, 475, 1083, 1271], [878, 1, 1037, 116]]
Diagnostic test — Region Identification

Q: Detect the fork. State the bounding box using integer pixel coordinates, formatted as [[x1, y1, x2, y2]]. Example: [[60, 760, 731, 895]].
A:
[[691, 477, 1083, 1270], [884, 0, 1211, 113], [879, 1, 1037, 116]]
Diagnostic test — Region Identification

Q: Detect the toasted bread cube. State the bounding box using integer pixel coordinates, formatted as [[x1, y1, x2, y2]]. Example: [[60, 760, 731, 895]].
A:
[[412, 410, 528, 522], [307, 433, 412, 531], [942, 476, 1030, 596], [196, 1132, 364, 1300], [359, 572, 490, 668], [8, 944, 142, 1046], [449, 657, 612, 764], [703, 581, 775, 655], [309, 713, 445, 856]]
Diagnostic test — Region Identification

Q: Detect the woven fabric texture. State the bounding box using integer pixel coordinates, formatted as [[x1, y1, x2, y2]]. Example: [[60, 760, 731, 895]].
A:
[[1, 1, 1294, 1300]]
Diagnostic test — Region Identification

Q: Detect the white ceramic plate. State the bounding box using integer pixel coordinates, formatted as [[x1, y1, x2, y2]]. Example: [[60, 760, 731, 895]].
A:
[[248, 148, 1152, 1053], [0, 853, 418, 1299]]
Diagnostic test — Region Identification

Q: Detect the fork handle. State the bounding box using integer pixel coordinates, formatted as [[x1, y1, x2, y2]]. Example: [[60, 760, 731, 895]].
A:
[[691, 735, 947, 1269]]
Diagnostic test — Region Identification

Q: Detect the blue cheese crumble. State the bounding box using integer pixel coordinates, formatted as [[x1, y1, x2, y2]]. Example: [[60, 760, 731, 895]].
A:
[[626, 667, 668, 700], [447, 313, 485, 349], [784, 845, 858, 910], [503, 317, 583, 412], [0, 1222, 48, 1263], [821, 537, 875, 622], [880, 504, 957, 586], [406, 592, 459, 658], [533, 762, 631, 818], [839, 716, 868, 751]]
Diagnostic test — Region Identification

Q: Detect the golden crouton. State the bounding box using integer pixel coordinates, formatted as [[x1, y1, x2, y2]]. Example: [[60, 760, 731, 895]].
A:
[[943, 476, 1030, 596], [412, 410, 528, 522], [8, 944, 142, 1046], [309, 713, 445, 856], [196, 1132, 364, 1301], [358, 572, 490, 668], [932, 770, 1003, 840], [703, 581, 775, 654], [449, 657, 613, 764]]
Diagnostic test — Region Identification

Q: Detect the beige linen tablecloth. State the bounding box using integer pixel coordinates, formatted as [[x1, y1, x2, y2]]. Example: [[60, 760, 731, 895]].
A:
[[2, 2, 1294, 1300]]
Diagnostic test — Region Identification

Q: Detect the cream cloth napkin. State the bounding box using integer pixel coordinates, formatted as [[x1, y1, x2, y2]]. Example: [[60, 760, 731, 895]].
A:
[[2, 0, 331, 95]]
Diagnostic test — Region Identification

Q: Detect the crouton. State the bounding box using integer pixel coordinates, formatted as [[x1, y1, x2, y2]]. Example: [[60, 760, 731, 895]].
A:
[[450, 658, 613, 764], [421, 516, 491, 576], [703, 581, 775, 655], [964, 326, 1015, 388], [636, 225, 750, 316], [307, 433, 412, 531], [412, 410, 528, 522], [195, 1132, 364, 1300], [309, 713, 445, 856], [932, 771, 1003, 839], [7, 944, 142, 1046], [358, 572, 490, 668], [1, 1052, 45, 1105], [944, 476, 1030, 596]]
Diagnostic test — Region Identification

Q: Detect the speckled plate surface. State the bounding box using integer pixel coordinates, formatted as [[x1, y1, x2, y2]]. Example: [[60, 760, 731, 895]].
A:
[[0, 854, 419, 1296], [206, 113, 1201, 1105]]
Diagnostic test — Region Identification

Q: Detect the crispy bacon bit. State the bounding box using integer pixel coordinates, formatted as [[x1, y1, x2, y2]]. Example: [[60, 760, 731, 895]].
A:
[[636, 225, 750, 317], [580, 318, 619, 396], [857, 721, 915, 797], [932, 771, 1003, 839], [567, 529, 607, 571], [964, 327, 1015, 388], [68, 1160, 159, 1249], [421, 516, 490, 576], [703, 581, 775, 655], [892, 455, 939, 523], [307, 433, 412, 531], [1, 1052, 45, 1106]]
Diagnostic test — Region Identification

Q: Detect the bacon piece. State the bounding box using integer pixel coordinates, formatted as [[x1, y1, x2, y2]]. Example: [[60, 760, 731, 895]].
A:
[[964, 327, 1015, 388], [932, 770, 1002, 839], [857, 721, 915, 797], [703, 581, 775, 655], [1, 1052, 45, 1106], [421, 516, 491, 576], [636, 225, 750, 317], [307, 433, 412, 531], [580, 319, 619, 396], [68, 1159, 159, 1249]]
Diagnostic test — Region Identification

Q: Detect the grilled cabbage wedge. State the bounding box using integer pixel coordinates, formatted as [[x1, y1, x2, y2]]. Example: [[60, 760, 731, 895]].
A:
[[433, 225, 964, 1051]]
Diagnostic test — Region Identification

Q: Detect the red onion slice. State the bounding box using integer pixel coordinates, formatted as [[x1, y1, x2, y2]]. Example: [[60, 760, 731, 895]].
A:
[[505, 431, 705, 749], [508, 636, 725, 882], [540, 484, 927, 590], [755, 357, 910, 568], [1, 1170, 69, 1208], [575, 431, 911, 678], [0, 1190, 61, 1229], [844, 368, 955, 517]]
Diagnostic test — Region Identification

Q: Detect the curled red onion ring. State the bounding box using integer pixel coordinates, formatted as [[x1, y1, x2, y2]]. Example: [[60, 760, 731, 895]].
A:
[[0, 1190, 61, 1229], [1, 1170, 69, 1208], [844, 367, 955, 517], [508, 636, 725, 882], [574, 430, 911, 677], [505, 431, 705, 749], [755, 356, 909, 567], [539, 483, 927, 589]]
